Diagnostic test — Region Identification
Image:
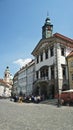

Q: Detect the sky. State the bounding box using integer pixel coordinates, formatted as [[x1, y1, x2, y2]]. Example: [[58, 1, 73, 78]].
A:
[[0, 0, 73, 78]]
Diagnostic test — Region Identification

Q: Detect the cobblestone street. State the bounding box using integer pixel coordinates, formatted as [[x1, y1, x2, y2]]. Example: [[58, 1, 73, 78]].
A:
[[0, 99, 73, 130]]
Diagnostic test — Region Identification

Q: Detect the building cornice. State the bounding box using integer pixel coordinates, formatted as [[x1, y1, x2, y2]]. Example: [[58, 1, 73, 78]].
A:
[[32, 36, 55, 56]]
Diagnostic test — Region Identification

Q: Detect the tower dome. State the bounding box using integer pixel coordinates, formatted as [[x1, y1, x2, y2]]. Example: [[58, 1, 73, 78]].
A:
[[5, 66, 10, 72], [45, 17, 51, 25]]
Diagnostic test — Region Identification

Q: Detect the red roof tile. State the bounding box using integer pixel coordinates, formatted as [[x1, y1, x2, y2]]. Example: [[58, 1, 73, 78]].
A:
[[54, 33, 73, 43], [67, 51, 73, 57], [0, 79, 10, 87]]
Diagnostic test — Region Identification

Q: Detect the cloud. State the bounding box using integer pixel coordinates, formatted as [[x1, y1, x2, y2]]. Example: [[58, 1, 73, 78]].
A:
[[13, 58, 32, 67]]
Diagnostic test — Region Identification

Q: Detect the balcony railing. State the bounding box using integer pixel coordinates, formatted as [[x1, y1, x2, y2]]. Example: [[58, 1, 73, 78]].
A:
[[35, 77, 49, 82], [33, 76, 55, 85]]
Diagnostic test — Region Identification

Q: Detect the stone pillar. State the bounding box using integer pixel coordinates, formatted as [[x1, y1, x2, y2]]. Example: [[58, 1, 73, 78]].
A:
[[38, 70, 40, 79], [43, 49, 45, 60]]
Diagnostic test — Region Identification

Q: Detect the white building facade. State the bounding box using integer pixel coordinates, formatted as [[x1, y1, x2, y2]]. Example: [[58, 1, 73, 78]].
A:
[[0, 79, 11, 97], [26, 60, 35, 95], [13, 60, 35, 96], [13, 16, 73, 99], [0, 67, 13, 98], [32, 17, 73, 98]]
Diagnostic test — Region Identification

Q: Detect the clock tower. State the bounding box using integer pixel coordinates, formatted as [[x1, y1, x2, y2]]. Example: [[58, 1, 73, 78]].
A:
[[42, 16, 53, 39]]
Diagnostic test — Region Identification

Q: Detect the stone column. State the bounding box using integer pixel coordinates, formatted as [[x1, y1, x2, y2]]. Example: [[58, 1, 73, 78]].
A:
[[38, 70, 40, 79]]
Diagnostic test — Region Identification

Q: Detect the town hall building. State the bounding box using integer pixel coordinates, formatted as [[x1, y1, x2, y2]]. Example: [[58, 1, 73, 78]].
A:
[[32, 16, 73, 98], [13, 16, 73, 99]]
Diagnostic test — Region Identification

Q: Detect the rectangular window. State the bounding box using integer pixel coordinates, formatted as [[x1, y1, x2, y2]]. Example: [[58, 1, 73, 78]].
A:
[[62, 66, 66, 79], [36, 71, 38, 79], [51, 66, 54, 79], [50, 47, 54, 57], [70, 62, 73, 67], [36, 56, 39, 64], [40, 53, 43, 62], [72, 74, 73, 80], [40, 70, 44, 78], [45, 68, 48, 77], [45, 49, 48, 59], [61, 47, 65, 56]]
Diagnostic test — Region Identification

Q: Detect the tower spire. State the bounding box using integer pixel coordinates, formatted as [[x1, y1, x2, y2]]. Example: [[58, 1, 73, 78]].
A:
[[47, 11, 49, 17]]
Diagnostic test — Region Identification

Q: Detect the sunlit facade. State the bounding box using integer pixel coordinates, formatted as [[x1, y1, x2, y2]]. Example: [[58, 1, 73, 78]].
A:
[[32, 17, 73, 98], [13, 17, 73, 99]]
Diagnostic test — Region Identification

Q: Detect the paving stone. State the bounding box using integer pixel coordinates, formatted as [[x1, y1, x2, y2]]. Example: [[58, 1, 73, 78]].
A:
[[0, 99, 73, 130]]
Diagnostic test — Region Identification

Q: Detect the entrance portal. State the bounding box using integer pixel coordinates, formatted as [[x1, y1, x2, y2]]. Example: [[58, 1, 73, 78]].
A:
[[40, 85, 47, 98], [34, 81, 48, 99], [49, 85, 55, 99]]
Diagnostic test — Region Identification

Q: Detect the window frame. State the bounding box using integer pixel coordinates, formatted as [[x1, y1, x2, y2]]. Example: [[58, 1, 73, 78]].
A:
[[61, 47, 65, 56], [40, 52, 43, 62], [50, 46, 54, 57], [36, 55, 39, 64], [45, 49, 48, 59]]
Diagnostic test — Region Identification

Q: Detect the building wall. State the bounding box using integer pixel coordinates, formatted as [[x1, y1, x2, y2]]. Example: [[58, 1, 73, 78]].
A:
[[33, 41, 71, 96], [67, 56, 73, 89], [13, 60, 35, 96], [13, 41, 72, 97], [27, 62, 35, 95], [35, 43, 68, 75], [18, 68, 27, 95], [0, 85, 11, 97]]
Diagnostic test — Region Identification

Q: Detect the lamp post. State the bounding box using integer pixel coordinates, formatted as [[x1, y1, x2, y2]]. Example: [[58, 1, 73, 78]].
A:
[[56, 45, 61, 107], [57, 85, 60, 107]]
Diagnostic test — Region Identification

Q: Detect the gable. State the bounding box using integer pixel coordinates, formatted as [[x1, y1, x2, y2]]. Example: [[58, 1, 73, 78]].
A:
[[32, 33, 73, 56], [32, 36, 55, 56], [54, 33, 73, 48]]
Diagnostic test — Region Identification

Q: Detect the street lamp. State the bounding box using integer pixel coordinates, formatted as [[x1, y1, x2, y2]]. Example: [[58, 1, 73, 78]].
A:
[[57, 87, 61, 107], [56, 45, 61, 107]]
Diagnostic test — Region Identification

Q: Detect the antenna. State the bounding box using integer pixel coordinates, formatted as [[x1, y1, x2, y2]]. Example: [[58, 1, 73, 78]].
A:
[[47, 11, 49, 17]]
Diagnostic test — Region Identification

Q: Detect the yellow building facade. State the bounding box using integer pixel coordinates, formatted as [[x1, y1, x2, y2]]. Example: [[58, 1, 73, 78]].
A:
[[67, 51, 73, 89]]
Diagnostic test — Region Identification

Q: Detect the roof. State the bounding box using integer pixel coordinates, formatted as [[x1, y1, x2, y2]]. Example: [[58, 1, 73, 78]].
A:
[[13, 59, 35, 78], [0, 79, 11, 88], [32, 32, 73, 56], [54, 33, 73, 43], [67, 51, 73, 58]]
